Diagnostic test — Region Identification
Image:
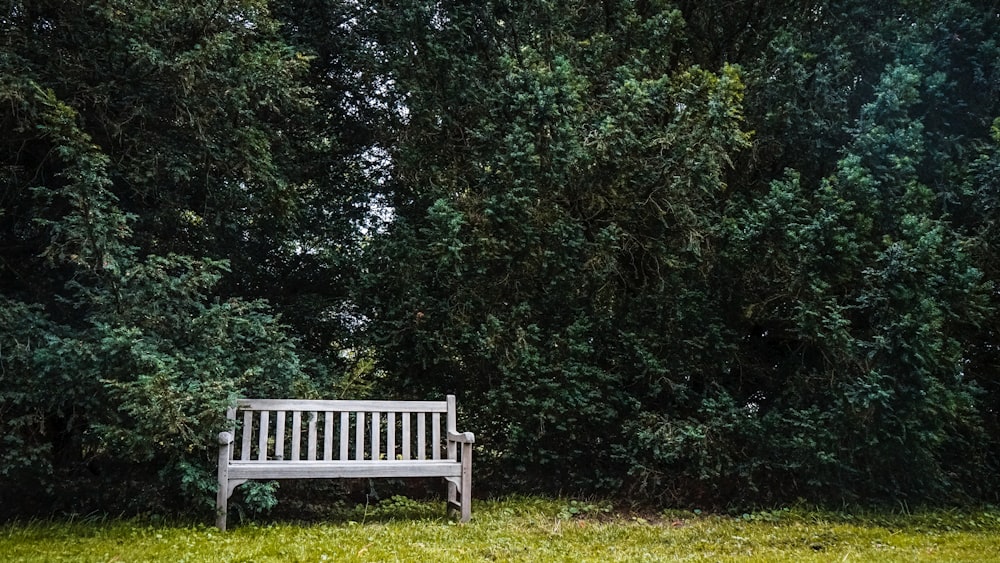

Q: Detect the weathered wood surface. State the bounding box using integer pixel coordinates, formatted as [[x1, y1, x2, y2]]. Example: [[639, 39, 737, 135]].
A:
[[236, 399, 448, 412], [228, 460, 462, 479], [216, 395, 474, 531]]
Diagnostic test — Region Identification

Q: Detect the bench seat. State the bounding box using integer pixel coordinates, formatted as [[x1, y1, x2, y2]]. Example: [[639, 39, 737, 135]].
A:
[[227, 460, 463, 480]]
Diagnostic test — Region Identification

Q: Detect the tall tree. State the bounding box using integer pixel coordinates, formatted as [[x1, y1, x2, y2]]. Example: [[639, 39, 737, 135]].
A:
[[362, 0, 750, 492], [0, 0, 349, 514], [637, 0, 1000, 504]]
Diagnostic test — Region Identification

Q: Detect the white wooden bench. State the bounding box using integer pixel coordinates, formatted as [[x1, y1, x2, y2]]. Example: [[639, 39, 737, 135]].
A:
[[216, 395, 474, 530]]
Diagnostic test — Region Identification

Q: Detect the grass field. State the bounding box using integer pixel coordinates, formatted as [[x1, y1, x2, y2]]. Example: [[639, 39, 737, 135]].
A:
[[3, 497, 1000, 562]]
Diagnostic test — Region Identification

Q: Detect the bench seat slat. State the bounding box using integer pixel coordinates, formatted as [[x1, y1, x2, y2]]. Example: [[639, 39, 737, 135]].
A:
[[229, 460, 462, 480]]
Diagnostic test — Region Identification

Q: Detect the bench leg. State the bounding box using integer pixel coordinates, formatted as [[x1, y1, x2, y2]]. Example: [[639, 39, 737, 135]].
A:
[[445, 443, 473, 522], [459, 441, 472, 523], [216, 483, 228, 531], [217, 432, 239, 531], [217, 435, 231, 531]]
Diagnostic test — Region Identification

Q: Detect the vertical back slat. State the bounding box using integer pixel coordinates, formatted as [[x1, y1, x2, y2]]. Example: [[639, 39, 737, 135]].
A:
[[355, 412, 365, 460], [257, 410, 270, 461], [447, 394, 457, 434], [340, 411, 349, 460], [447, 394, 457, 462], [372, 412, 381, 461], [387, 412, 396, 461], [226, 406, 237, 460], [431, 412, 441, 460], [402, 413, 411, 460], [241, 410, 252, 461], [323, 411, 334, 461], [307, 412, 318, 460], [417, 413, 426, 460], [275, 411, 286, 460], [291, 411, 302, 460]]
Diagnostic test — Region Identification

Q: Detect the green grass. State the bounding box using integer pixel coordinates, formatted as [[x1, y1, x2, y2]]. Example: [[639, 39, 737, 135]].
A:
[[3, 498, 1000, 562]]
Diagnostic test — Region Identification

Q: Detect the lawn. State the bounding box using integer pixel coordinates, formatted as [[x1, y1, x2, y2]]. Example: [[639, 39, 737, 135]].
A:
[[3, 497, 1000, 562]]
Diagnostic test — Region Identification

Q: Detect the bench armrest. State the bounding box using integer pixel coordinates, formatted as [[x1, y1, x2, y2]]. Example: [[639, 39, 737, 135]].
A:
[[447, 430, 475, 444], [218, 431, 234, 445]]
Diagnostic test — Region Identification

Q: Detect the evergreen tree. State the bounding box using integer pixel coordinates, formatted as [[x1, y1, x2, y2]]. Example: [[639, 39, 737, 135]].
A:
[[0, 0, 349, 514], [361, 0, 749, 492]]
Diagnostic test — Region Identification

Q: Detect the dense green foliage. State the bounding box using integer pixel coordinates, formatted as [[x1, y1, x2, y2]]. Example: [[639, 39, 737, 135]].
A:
[[2, 0, 999, 516], [362, 0, 1000, 506], [363, 0, 751, 493], [0, 0, 361, 513]]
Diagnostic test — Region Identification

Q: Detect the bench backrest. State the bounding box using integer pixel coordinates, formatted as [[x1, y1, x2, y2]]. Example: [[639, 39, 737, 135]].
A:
[[227, 397, 458, 463]]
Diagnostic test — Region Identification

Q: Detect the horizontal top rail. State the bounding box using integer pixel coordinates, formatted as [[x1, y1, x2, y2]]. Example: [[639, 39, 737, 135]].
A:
[[234, 399, 449, 413]]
